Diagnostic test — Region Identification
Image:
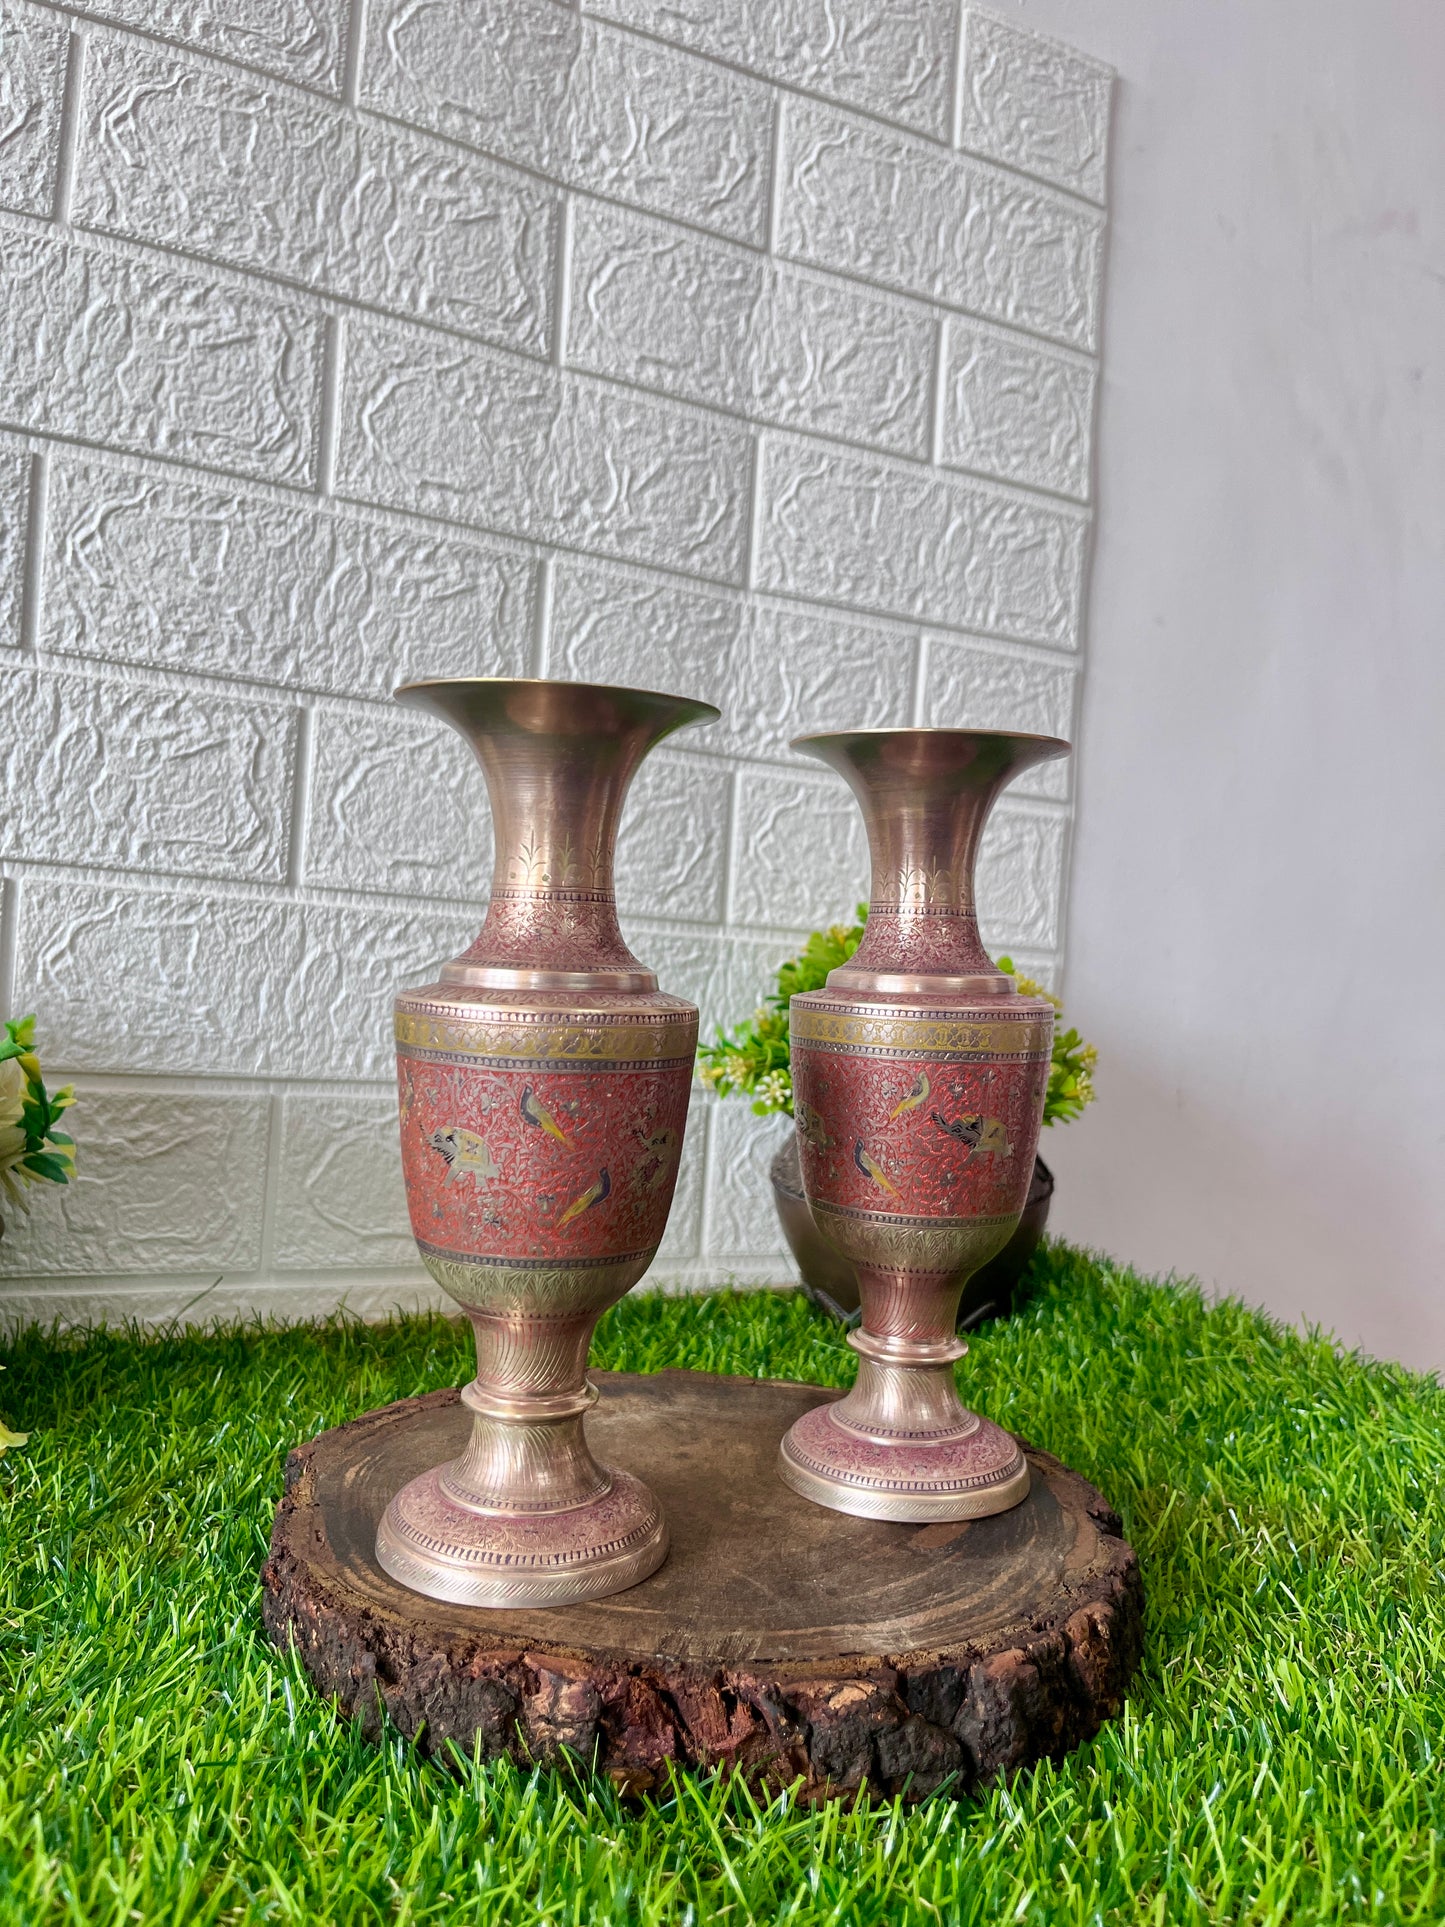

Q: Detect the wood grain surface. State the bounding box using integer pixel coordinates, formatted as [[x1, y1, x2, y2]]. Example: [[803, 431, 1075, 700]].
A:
[[262, 1370, 1142, 1800]]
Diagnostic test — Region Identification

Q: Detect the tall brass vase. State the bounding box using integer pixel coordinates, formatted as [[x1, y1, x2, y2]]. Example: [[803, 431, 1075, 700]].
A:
[[377, 679, 718, 1607], [778, 729, 1070, 1522]]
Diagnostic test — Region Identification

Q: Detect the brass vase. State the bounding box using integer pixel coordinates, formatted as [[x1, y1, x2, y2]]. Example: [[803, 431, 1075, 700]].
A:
[[376, 679, 718, 1607], [778, 729, 1069, 1522]]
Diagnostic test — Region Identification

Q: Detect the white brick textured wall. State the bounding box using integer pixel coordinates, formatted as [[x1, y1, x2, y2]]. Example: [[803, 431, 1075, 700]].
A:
[[0, 0, 1109, 1324]]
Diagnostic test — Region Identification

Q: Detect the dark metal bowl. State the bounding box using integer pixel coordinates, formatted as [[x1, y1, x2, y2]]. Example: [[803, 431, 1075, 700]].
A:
[[769, 1133, 1054, 1329]]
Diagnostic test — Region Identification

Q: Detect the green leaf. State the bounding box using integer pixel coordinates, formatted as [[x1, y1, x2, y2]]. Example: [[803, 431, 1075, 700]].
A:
[[21, 1150, 71, 1184]]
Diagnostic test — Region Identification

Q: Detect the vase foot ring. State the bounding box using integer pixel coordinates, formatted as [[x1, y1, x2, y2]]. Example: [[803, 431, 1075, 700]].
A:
[[374, 1466, 668, 1608], [777, 1403, 1030, 1522]]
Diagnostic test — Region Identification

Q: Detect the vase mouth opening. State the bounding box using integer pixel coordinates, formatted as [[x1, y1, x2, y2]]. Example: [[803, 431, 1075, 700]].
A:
[[394, 676, 721, 739], [793, 727, 1068, 744], [790, 726, 1070, 797], [792, 725, 1069, 769]]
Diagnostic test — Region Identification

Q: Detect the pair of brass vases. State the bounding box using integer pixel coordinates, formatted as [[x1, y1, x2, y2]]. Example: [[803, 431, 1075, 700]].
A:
[[376, 679, 1068, 1609]]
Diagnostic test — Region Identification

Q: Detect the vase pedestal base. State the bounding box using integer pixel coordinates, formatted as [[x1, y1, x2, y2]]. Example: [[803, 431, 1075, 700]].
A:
[[778, 1330, 1030, 1523], [375, 1464, 667, 1610], [777, 1400, 1029, 1522]]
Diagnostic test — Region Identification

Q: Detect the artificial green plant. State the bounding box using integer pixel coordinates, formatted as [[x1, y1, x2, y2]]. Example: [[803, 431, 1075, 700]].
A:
[[0, 1015, 76, 1450]]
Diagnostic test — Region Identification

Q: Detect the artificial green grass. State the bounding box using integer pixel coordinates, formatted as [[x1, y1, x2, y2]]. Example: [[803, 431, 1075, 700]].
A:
[[2, 1245, 1443, 1926]]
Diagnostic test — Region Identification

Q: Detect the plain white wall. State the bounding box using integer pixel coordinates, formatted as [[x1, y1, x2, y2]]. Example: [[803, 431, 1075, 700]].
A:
[[993, 0, 1445, 1366]]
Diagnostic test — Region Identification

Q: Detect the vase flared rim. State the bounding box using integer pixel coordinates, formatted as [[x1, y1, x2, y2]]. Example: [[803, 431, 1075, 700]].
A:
[[395, 676, 721, 728], [791, 726, 1069, 754]]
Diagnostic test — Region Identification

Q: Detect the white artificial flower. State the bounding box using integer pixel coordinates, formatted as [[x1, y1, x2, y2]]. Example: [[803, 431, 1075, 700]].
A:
[[0, 1056, 32, 1213]]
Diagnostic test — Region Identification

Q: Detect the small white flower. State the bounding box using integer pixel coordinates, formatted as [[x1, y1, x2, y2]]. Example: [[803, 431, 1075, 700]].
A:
[[0, 1058, 28, 1211], [756, 1070, 792, 1110]]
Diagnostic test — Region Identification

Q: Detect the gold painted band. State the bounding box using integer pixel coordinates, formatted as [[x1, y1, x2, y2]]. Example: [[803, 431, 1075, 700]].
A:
[[395, 1010, 698, 1063], [790, 1010, 1053, 1056]]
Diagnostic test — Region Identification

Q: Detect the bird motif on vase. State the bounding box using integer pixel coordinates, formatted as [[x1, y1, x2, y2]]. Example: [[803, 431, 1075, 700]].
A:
[[519, 1085, 574, 1148], [888, 1070, 931, 1120], [853, 1139, 901, 1199], [930, 1112, 1012, 1159], [557, 1167, 611, 1227], [631, 1125, 679, 1194]]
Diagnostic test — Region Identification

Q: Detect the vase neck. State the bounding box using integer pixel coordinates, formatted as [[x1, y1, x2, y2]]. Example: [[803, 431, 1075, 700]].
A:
[[793, 729, 1070, 997], [396, 680, 718, 991]]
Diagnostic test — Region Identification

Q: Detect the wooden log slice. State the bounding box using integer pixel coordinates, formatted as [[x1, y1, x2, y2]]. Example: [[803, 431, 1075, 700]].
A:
[[262, 1370, 1142, 1802]]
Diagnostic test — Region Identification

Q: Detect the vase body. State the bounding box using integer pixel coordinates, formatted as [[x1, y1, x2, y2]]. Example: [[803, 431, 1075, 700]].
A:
[[376, 678, 718, 1607], [770, 1135, 1055, 1329], [779, 728, 1069, 1522]]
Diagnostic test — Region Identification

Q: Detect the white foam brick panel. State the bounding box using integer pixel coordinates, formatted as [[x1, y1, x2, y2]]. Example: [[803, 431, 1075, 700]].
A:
[[0, 0, 1110, 1323]]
